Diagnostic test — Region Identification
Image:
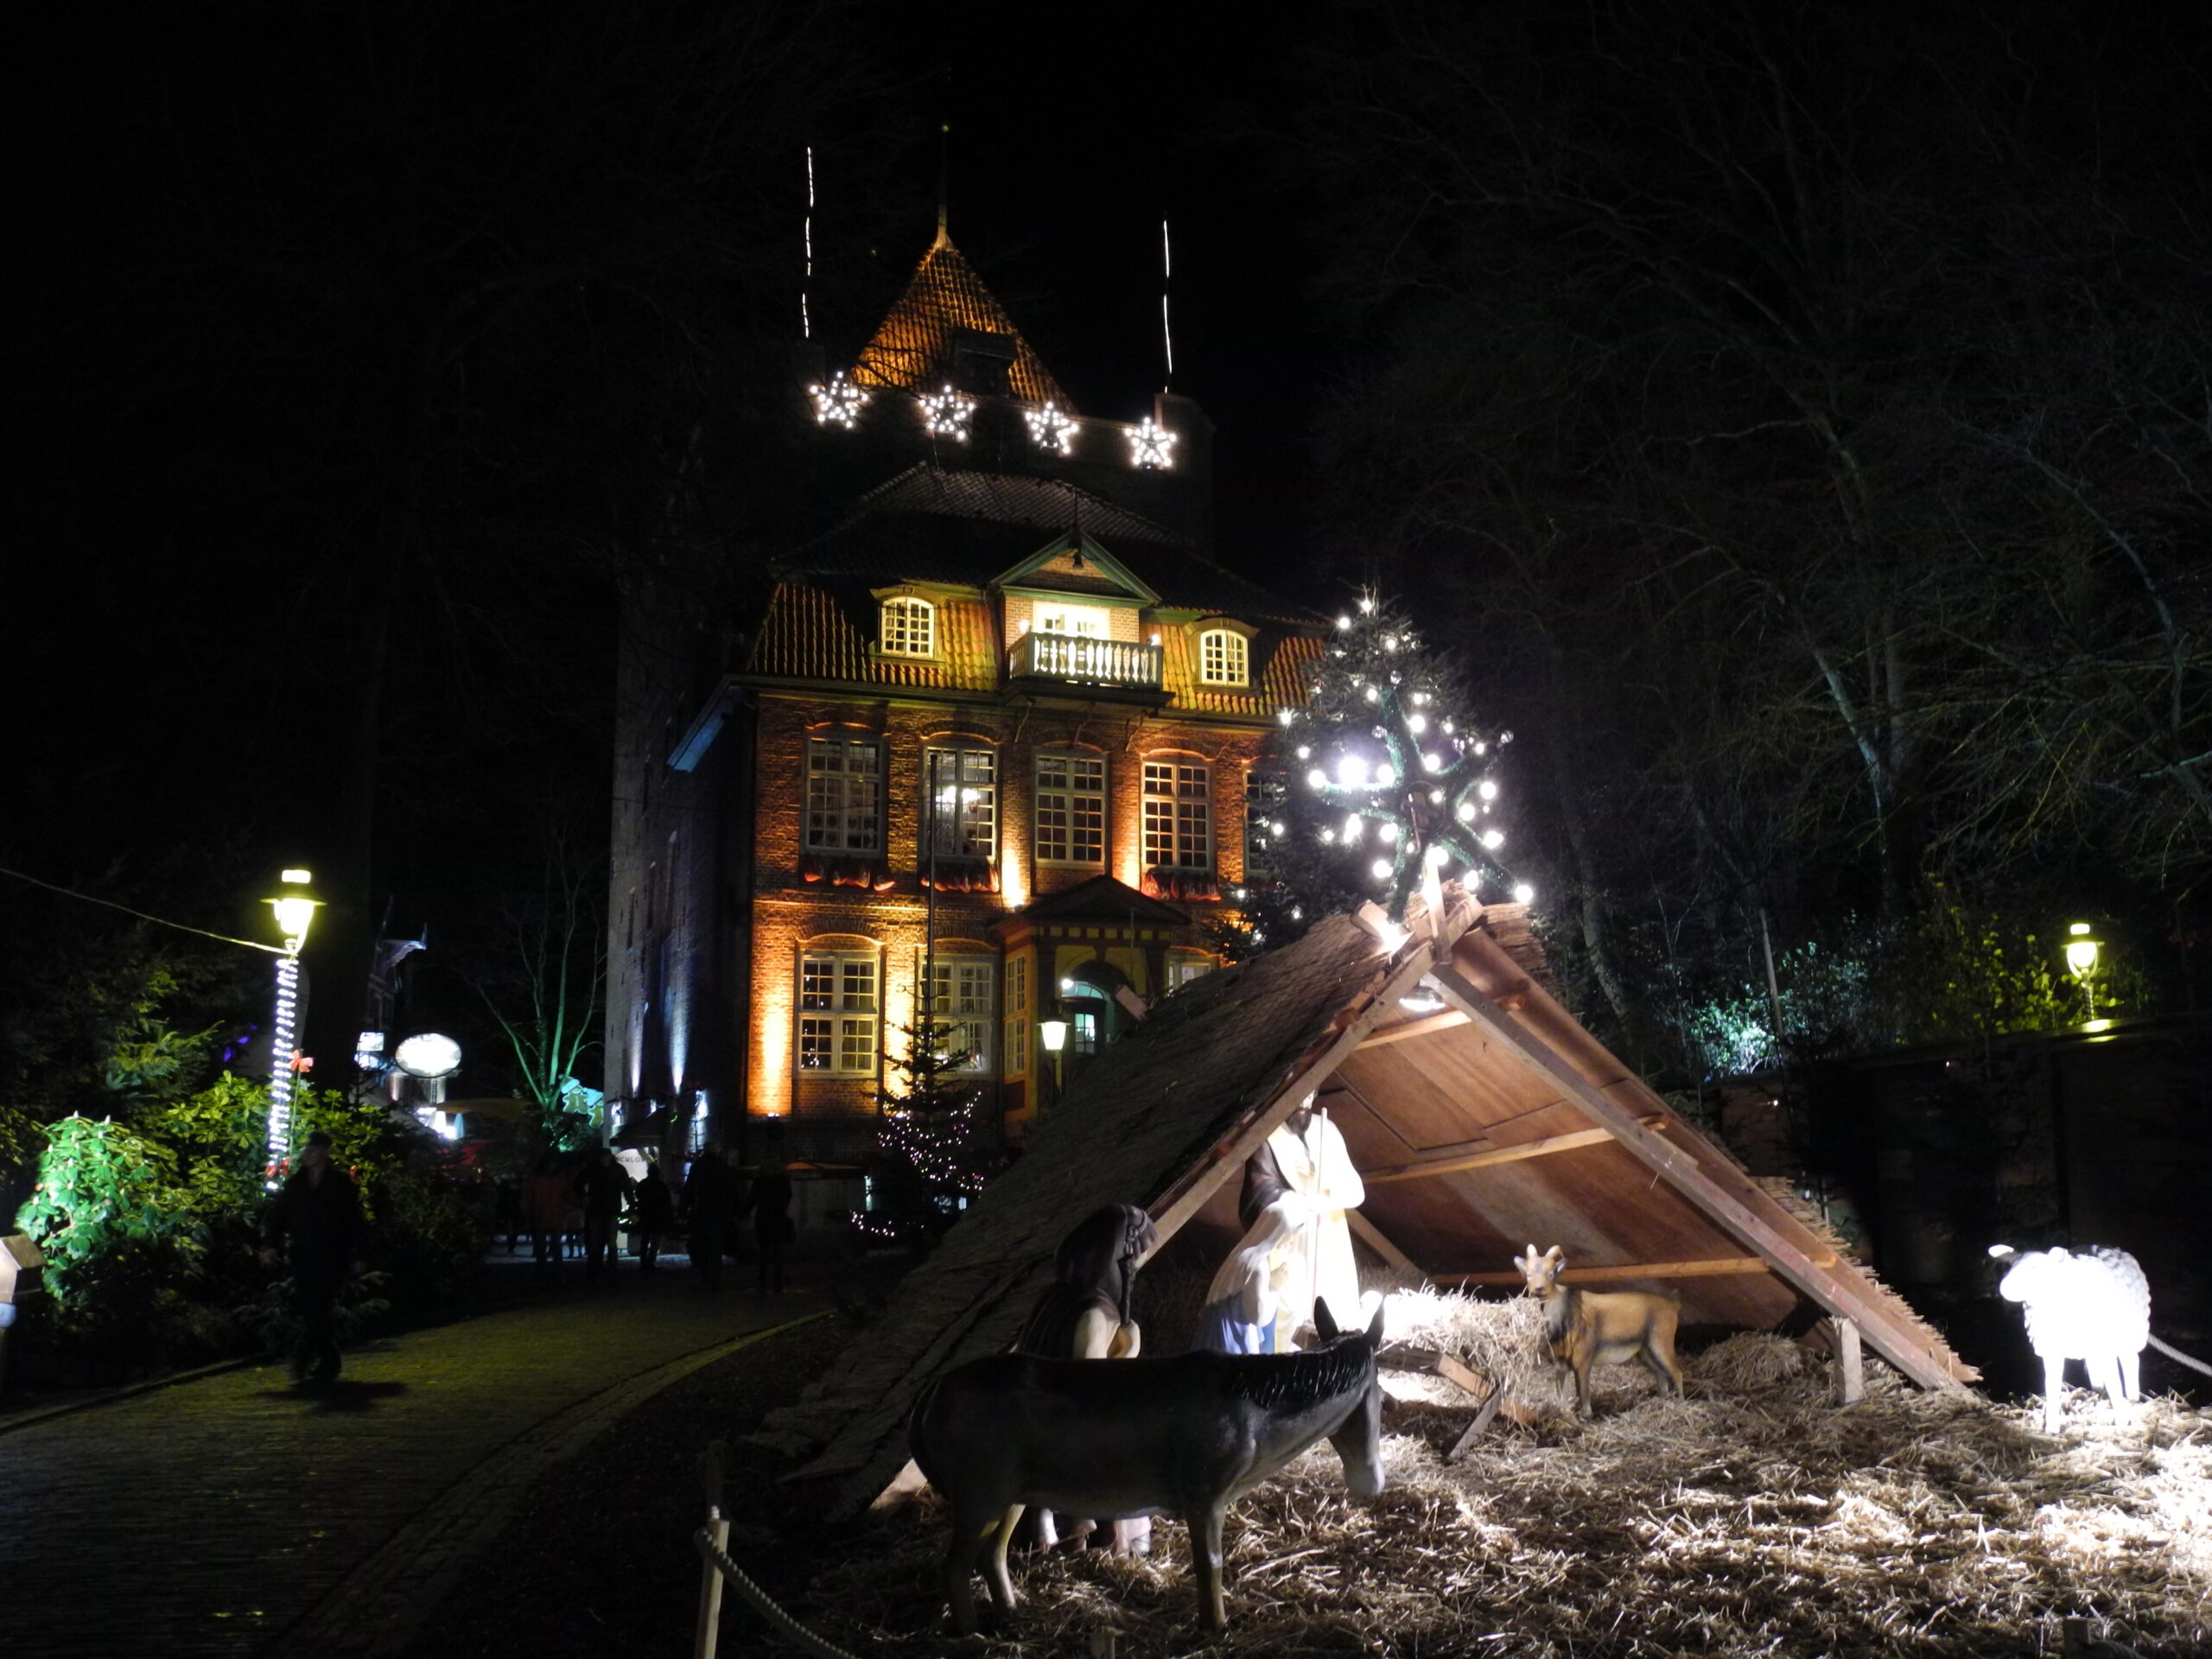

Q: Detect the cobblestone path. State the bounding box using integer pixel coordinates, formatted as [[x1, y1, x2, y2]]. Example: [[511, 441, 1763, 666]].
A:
[[0, 1264, 829, 1659]]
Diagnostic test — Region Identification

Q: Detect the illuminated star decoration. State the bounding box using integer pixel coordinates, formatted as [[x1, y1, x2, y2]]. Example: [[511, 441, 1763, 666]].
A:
[[918, 384, 977, 441], [1025, 400, 1078, 455], [809, 369, 868, 429], [1278, 592, 1534, 922], [1128, 415, 1176, 469]]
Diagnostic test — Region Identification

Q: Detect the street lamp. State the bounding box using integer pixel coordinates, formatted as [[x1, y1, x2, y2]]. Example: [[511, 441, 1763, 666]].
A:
[[1039, 1004, 1069, 1105], [2065, 922, 2102, 1020], [263, 868, 323, 1187]]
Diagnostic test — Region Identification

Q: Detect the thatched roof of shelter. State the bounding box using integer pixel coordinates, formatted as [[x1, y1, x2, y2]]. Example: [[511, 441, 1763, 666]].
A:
[[768, 891, 1974, 1519]]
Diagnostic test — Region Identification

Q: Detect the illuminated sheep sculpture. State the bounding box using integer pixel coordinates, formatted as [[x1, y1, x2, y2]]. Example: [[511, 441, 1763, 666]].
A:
[[1988, 1243, 2149, 1433]]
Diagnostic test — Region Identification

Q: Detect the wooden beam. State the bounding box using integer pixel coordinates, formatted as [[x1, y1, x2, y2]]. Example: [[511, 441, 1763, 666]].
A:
[[1356, 1008, 1469, 1048], [1142, 942, 1437, 1259], [1363, 1126, 1610, 1184], [1424, 957, 1967, 1391], [1833, 1318, 1865, 1406], [1446, 1376, 1508, 1461], [1347, 1209, 1421, 1277], [1446, 1256, 1773, 1287]]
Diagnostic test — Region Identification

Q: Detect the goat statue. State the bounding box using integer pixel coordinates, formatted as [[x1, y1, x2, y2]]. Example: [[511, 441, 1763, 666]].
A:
[[909, 1295, 1388, 1634], [1989, 1243, 2150, 1433], [1515, 1243, 1684, 1415]]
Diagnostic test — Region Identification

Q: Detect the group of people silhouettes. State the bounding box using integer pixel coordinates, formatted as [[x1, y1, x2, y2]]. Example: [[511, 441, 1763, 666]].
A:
[[496, 1144, 798, 1290]]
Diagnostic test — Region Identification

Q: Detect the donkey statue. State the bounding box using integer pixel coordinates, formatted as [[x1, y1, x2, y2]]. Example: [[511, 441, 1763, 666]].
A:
[[1516, 1244, 1683, 1414], [908, 1296, 1388, 1634]]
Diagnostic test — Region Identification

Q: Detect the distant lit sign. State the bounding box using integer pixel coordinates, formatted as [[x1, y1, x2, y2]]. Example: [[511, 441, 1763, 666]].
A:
[[393, 1033, 462, 1078]]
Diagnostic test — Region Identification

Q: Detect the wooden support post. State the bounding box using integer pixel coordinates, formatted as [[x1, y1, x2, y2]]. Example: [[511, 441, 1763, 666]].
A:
[[693, 1508, 730, 1659], [1446, 1377, 1508, 1462], [1833, 1317, 1864, 1406], [1356, 1007, 1470, 1048], [1347, 1209, 1422, 1278]]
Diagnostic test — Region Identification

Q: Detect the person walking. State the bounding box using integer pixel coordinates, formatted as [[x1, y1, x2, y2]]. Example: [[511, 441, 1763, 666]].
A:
[[259, 1130, 366, 1388], [745, 1155, 797, 1294], [576, 1145, 632, 1276], [682, 1143, 738, 1290], [524, 1157, 570, 1274], [632, 1157, 675, 1270]]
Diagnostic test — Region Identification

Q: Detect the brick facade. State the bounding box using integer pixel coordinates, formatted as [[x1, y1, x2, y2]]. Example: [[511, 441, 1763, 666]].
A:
[[604, 229, 1321, 1173]]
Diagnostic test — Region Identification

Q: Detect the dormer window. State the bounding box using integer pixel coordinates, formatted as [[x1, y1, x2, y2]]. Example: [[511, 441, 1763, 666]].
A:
[[880, 596, 936, 658], [1198, 628, 1249, 687]]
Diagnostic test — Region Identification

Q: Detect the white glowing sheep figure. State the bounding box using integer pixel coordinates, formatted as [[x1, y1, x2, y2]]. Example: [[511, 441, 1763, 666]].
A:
[[1988, 1243, 2149, 1433]]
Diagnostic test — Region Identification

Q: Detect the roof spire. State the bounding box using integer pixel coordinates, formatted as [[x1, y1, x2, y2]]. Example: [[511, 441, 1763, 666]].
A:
[[934, 122, 951, 250]]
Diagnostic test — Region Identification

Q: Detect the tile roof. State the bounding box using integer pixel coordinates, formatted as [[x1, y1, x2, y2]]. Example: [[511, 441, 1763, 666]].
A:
[[1164, 629, 1325, 721], [746, 583, 999, 692], [852, 232, 1071, 410], [803, 466, 1322, 629]]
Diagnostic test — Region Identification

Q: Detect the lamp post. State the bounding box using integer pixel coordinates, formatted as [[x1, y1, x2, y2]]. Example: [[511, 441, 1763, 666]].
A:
[[1038, 1004, 1069, 1109], [2064, 922, 2102, 1021], [263, 868, 323, 1188]]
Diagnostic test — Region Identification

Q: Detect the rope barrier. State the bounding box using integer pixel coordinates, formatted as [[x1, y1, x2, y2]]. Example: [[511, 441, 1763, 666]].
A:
[[2148, 1333, 2212, 1378], [692, 1524, 868, 1659]]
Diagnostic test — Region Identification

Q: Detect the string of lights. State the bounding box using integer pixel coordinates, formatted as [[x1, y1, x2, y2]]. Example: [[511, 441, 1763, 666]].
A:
[[0, 864, 285, 954]]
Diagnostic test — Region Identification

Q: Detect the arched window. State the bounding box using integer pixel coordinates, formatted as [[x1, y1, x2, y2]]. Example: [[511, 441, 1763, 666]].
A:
[[880, 595, 936, 658], [1198, 627, 1249, 686]]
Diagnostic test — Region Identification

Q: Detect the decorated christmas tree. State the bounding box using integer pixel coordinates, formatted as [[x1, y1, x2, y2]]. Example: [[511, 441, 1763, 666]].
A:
[[1228, 592, 1532, 954], [849, 1013, 995, 1249]]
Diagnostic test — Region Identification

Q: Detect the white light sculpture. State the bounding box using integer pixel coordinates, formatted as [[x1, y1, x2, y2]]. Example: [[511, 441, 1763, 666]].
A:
[[1128, 415, 1176, 469], [810, 370, 868, 428], [920, 384, 976, 441], [1025, 401, 1078, 454]]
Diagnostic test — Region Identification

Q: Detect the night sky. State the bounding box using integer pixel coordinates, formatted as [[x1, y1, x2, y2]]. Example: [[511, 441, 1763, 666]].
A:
[[7, 5, 1320, 896]]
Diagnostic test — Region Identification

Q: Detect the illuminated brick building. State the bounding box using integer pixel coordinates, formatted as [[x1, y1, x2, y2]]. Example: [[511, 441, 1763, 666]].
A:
[[605, 228, 1324, 1173]]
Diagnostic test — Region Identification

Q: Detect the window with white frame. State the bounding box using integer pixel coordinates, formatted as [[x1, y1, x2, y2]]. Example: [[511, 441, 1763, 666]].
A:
[[880, 595, 935, 658], [928, 955, 996, 1073], [1143, 760, 1212, 870], [798, 951, 878, 1075], [1034, 751, 1107, 866], [1198, 628, 1249, 686], [1002, 955, 1029, 1077], [923, 743, 996, 861], [804, 736, 883, 853], [1166, 954, 1216, 992]]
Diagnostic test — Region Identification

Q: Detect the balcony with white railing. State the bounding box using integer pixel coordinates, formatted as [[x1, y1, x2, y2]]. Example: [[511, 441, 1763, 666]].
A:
[[1007, 629, 1165, 693]]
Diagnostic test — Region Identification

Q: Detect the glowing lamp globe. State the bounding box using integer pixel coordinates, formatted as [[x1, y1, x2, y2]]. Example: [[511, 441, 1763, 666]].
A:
[[2064, 923, 2101, 978], [394, 1032, 463, 1079], [1039, 1017, 1070, 1055], [264, 868, 323, 951]]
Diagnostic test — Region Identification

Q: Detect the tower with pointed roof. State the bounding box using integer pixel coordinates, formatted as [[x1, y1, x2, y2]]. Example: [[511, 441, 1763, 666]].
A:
[[606, 228, 1322, 1192]]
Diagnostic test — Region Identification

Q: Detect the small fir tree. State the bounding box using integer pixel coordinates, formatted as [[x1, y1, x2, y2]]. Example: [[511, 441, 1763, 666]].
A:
[[850, 1013, 994, 1248], [1230, 592, 1529, 953]]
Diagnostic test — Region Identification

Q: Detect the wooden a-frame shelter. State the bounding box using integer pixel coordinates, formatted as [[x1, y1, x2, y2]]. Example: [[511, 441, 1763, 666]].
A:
[[766, 888, 1975, 1518]]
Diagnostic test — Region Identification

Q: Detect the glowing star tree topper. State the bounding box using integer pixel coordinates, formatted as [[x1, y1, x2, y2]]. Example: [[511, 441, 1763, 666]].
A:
[[810, 370, 868, 429], [1258, 592, 1529, 928]]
